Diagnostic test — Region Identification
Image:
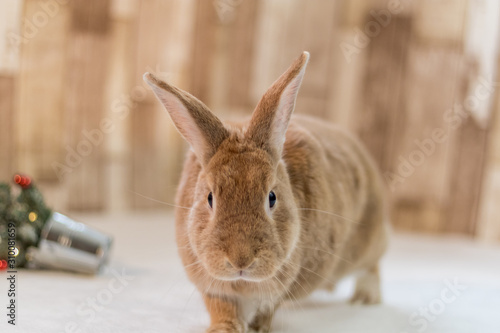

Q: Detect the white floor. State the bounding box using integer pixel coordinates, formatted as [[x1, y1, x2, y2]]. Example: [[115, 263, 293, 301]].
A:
[[1, 211, 499, 333]]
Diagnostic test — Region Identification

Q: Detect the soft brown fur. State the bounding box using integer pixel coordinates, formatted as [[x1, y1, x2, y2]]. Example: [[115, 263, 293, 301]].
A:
[[144, 52, 389, 333]]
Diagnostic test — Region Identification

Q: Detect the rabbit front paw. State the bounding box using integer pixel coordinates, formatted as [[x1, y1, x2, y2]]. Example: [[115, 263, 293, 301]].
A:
[[206, 320, 245, 333], [350, 265, 381, 305], [247, 326, 270, 333], [248, 312, 273, 333]]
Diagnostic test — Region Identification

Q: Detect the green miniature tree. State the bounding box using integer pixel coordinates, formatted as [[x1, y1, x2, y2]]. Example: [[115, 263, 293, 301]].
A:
[[0, 175, 51, 268]]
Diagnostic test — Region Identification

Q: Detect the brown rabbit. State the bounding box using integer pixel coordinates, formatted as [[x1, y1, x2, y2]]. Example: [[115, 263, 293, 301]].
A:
[[144, 51, 389, 333]]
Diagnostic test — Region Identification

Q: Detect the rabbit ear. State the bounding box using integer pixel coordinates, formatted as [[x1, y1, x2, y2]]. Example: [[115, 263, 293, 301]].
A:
[[144, 73, 229, 165], [246, 51, 309, 159]]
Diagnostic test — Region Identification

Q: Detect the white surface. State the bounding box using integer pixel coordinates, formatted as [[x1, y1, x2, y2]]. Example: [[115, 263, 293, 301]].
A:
[[1, 211, 499, 333]]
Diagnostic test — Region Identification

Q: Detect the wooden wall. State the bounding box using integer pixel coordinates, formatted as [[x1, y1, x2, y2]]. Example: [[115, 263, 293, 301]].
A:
[[0, 0, 22, 184], [1, 0, 499, 242]]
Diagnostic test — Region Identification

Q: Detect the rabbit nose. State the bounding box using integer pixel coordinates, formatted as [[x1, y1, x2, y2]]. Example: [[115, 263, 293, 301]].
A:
[[225, 256, 256, 270]]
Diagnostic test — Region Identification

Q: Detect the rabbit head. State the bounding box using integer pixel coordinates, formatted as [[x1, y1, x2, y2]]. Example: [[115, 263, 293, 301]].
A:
[[144, 52, 309, 282]]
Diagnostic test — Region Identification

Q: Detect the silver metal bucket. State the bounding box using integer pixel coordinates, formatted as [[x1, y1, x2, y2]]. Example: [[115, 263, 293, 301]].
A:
[[27, 212, 113, 274]]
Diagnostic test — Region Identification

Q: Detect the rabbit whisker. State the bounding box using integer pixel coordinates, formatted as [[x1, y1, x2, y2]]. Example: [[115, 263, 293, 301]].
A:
[[177, 285, 198, 328], [297, 207, 362, 225], [284, 261, 337, 287], [128, 190, 191, 210], [272, 275, 301, 310], [183, 260, 203, 269], [295, 245, 352, 265]]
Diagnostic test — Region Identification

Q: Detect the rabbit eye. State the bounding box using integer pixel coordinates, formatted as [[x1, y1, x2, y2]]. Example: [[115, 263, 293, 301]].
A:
[[269, 191, 276, 208], [208, 192, 213, 208]]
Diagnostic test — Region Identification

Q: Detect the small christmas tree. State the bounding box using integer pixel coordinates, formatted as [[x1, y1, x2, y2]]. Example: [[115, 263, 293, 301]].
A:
[[0, 175, 52, 268]]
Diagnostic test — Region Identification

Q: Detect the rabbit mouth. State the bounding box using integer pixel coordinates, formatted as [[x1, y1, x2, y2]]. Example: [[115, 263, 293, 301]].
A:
[[207, 261, 278, 283], [215, 271, 269, 283], [202, 251, 285, 283]]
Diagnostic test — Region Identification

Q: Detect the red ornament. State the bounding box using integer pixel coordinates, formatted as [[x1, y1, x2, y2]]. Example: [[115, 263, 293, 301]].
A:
[[0, 259, 7, 270], [14, 174, 32, 189]]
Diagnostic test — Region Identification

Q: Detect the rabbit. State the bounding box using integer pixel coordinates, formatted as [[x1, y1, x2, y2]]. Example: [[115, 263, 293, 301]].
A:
[[144, 51, 389, 333]]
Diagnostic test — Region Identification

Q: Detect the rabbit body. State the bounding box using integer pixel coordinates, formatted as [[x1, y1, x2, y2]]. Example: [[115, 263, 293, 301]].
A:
[[145, 52, 389, 333]]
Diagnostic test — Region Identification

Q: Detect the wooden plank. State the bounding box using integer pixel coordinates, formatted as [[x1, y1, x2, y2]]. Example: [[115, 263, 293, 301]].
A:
[[65, 0, 111, 210], [329, 0, 408, 131], [358, 11, 480, 235], [477, 167, 500, 242], [251, 0, 297, 105], [16, 0, 70, 180], [158, 0, 197, 209], [0, 0, 23, 73], [130, 0, 196, 209], [217, 0, 259, 112], [251, 0, 338, 118], [358, 15, 412, 172], [130, 100, 162, 209], [326, 0, 367, 132], [188, 0, 219, 104], [326, 30, 366, 132], [414, 2, 499, 241], [342, 0, 399, 28], [414, 0, 468, 45], [0, 76, 16, 179], [0, 0, 22, 181], [71, 0, 111, 33], [447, 116, 488, 235], [296, 0, 338, 119], [476, 68, 500, 242], [130, 0, 168, 209], [463, 0, 500, 127], [358, 15, 414, 232], [101, 0, 140, 211], [130, 0, 166, 209], [396, 46, 469, 234]]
